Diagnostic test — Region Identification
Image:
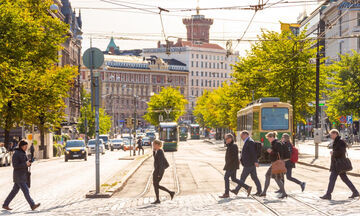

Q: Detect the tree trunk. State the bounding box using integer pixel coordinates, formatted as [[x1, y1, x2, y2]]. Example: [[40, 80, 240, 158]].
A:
[[4, 128, 10, 150], [40, 127, 47, 159]]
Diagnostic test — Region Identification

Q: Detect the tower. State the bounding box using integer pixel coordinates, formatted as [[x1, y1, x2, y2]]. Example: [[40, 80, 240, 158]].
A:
[[182, 0, 213, 43]]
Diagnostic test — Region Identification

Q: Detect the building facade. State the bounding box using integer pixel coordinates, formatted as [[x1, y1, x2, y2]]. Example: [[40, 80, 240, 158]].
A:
[[143, 13, 238, 121], [81, 54, 188, 133]]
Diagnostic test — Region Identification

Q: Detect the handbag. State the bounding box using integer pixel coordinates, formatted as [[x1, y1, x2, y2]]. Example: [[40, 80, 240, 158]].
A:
[[335, 154, 353, 174], [271, 153, 287, 175], [26, 167, 31, 188]]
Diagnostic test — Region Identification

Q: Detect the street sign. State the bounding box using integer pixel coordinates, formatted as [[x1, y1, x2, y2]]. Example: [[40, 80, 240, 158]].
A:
[[83, 48, 104, 69], [339, 116, 346, 123], [347, 115, 353, 124]]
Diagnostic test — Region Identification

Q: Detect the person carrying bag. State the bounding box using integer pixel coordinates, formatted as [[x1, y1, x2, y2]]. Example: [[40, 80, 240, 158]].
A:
[[320, 129, 359, 200]]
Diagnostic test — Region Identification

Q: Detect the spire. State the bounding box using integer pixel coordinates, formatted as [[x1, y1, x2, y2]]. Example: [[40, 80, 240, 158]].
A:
[[106, 37, 120, 54]]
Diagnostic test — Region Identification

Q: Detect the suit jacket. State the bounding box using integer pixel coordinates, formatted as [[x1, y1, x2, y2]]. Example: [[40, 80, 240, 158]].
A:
[[223, 142, 239, 171], [12, 148, 29, 183], [269, 139, 282, 162], [330, 136, 347, 171], [153, 149, 169, 175], [240, 137, 258, 167]]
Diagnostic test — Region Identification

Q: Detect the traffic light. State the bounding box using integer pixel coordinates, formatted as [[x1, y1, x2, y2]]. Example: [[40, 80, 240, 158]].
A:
[[137, 120, 141, 126]]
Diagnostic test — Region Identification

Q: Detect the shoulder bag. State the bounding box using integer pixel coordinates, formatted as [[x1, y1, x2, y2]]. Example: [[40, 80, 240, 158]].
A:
[[271, 153, 287, 174]]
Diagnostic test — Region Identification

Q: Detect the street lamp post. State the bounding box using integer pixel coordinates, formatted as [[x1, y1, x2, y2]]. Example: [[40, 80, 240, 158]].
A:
[[133, 94, 137, 156]]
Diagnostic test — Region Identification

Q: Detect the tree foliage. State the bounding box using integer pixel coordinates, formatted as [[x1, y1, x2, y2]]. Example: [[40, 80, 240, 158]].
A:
[[144, 87, 188, 126], [325, 50, 360, 123], [0, 0, 69, 148], [77, 92, 112, 138]]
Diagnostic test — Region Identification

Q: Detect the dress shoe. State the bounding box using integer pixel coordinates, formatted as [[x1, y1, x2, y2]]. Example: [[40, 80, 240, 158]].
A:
[[259, 193, 266, 197], [31, 203, 40, 211], [349, 192, 360, 199], [246, 187, 252, 197], [219, 193, 230, 198], [301, 182, 306, 192], [2, 206, 12, 211], [253, 192, 262, 196], [151, 200, 161, 204], [278, 193, 288, 199], [230, 189, 238, 195], [320, 194, 331, 200], [170, 191, 175, 200], [274, 190, 281, 194]]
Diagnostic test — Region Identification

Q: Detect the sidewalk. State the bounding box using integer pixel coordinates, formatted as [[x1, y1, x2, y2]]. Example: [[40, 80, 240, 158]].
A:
[[204, 138, 360, 176]]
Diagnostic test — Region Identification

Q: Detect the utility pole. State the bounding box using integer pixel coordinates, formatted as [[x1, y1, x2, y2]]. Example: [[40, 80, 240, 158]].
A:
[[133, 95, 137, 156], [314, 23, 321, 159]]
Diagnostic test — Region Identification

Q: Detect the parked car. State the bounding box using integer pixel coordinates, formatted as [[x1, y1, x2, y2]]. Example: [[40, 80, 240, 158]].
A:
[[110, 139, 124, 151], [99, 134, 110, 150], [136, 133, 146, 139], [64, 140, 87, 162], [0, 147, 11, 167], [146, 132, 156, 142], [142, 137, 151, 146], [88, 139, 105, 155], [123, 138, 135, 151]]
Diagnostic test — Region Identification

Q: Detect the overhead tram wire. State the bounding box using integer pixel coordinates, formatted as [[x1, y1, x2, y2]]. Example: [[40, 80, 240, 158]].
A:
[[100, 0, 159, 14]]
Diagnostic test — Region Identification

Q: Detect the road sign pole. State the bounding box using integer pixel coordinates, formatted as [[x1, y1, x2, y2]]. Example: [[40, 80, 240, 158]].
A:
[[94, 74, 100, 194]]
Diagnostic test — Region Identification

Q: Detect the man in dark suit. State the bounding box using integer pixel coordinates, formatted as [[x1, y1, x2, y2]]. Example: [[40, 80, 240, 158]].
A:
[[239, 131, 262, 196], [152, 140, 175, 204], [219, 133, 252, 198]]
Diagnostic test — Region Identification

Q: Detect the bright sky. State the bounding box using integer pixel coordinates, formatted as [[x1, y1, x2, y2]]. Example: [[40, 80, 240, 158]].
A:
[[70, 0, 321, 56]]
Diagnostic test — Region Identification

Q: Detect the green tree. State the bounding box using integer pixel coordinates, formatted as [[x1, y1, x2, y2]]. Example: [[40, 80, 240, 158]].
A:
[[232, 30, 325, 138], [144, 87, 188, 126], [24, 66, 77, 158], [325, 50, 360, 123], [0, 0, 68, 148], [78, 92, 112, 138]]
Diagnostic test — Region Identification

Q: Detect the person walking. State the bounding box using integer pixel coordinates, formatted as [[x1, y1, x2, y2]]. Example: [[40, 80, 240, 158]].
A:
[[2, 140, 40, 211], [137, 137, 144, 155], [219, 133, 252, 198], [29, 143, 35, 162], [260, 131, 287, 199], [152, 140, 175, 204], [277, 133, 305, 193], [320, 129, 359, 200], [238, 131, 262, 196]]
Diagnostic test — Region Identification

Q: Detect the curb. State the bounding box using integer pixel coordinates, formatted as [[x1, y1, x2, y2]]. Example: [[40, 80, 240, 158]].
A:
[[87, 153, 152, 198]]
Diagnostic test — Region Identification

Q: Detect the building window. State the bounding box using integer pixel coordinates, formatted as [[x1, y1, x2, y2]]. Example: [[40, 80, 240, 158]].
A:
[[205, 72, 207, 76], [217, 80, 219, 87], [217, 56, 219, 60], [225, 73, 227, 78], [225, 64, 227, 70], [196, 61, 199, 67], [201, 62, 203, 68], [221, 56, 224, 61], [221, 73, 223, 78], [221, 63, 223, 69], [209, 73, 211, 77], [358, 12, 360, 26], [196, 79, 199, 86], [213, 62, 215, 68], [196, 54, 199, 59], [201, 72, 203, 77], [209, 62, 211, 68], [196, 71, 199, 76], [191, 79, 194, 86], [191, 71, 194, 76], [191, 89, 194, 96], [217, 63, 219, 69], [213, 81, 215, 87], [191, 61, 194, 67], [192, 53, 194, 58], [205, 80, 207, 87], [205, 55, 208, 59], [205, 62, 207, 68], [196, 90, 199, 96], [358, 37, 360, 51], [201, 54, 203, 59], [209, 80, 212, 86]]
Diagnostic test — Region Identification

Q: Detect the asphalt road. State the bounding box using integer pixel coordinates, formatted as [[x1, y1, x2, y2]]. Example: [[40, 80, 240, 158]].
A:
[[0, 149, 133, 209]]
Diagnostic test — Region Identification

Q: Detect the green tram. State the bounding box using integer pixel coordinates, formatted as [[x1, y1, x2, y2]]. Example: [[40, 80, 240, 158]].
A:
[[159, 122, 179, 151], [189, 124, 200, 139], [237, 98, 293, 159], [179, 124, 188, 141]]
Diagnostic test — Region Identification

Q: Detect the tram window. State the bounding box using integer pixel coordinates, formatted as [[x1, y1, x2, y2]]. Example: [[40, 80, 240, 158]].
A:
[[253, 111, 259, 131], [247, 113, 253, 131], [261, 108, 289, 130], [160, 127, 177, 141]]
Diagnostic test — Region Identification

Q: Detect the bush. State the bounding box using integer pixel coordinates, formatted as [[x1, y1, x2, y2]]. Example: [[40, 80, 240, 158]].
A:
[[53, 143, 64, 157]]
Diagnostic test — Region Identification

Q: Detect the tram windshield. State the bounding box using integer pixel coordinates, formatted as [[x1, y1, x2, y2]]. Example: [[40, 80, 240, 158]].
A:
[[160, 127, 177, 142], [180, 127, 188, 133], [261, 108, 289, 130]]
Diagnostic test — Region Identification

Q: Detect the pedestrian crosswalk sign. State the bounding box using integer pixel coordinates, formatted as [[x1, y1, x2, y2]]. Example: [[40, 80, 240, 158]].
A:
[[339, 116, 346, 123]]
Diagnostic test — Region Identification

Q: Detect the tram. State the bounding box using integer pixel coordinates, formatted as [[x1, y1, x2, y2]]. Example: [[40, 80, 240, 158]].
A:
[[189, 124, 200, 139], [159, 122, 179, 151], [179, 124, 188, 141], [236, 98, 293, 160]]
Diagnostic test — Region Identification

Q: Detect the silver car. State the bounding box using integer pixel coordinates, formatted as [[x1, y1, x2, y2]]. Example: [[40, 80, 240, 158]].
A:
[[87, 139, 105, 155], [110, 139, 124, 151]]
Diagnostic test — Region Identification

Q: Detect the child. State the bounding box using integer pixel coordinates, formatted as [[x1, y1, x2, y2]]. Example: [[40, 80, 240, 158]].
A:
[[152, 140, 175, 204]]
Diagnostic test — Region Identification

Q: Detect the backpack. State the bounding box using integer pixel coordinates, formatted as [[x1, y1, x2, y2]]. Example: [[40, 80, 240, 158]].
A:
[[290, 146, 299, 163], [254, 141, 263, 159], [281, 142, 292, 160]]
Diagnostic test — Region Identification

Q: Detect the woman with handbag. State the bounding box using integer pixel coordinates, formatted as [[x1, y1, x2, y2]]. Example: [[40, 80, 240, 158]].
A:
[[320, 129, 359, 200], [2, 140, 40, 211], [260, 131, 287, 199]]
